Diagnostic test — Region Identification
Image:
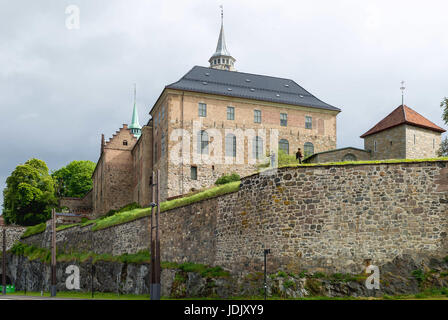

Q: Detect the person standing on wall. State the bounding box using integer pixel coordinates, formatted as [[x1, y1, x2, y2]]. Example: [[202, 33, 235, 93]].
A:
[[296, 148, 303, 164]]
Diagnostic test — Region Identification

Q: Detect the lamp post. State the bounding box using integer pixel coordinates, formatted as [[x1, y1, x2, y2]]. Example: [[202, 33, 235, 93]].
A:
[[149, 170, 161, 300], [2, 226, 6, 295], [91, 230, 94, 299], [263, 249, 270, 300], [50, 208, 57, 297]]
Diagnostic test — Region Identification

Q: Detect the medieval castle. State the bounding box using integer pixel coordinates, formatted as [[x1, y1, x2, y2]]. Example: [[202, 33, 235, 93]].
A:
[[61, 14, 446, 219]]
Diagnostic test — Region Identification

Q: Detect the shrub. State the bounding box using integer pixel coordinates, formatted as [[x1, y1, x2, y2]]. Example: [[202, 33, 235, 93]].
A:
[[177, 262, 230, 278], [411, 269, 426, 283], [312, 272, 326, 279], [283, 279, 296, 290], [215, 173, 240, 185], [276, 271, 287, 278]]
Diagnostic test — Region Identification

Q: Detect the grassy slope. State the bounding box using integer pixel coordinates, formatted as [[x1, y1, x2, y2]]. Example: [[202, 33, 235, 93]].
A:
[[5, 291, 448, 300], [20, 181, 240, 238]]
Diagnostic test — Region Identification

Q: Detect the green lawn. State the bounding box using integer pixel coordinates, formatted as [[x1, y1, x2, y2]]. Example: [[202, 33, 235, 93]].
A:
[[5, 291, 448, 300]]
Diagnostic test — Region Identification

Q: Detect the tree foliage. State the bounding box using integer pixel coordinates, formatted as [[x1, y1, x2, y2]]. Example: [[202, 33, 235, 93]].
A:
[[2, 159, 57, 226], [438, 98, 448, 157], [52, 160, 95, 198], [437, 137, 448, 157], [441, 97, 448, 126]]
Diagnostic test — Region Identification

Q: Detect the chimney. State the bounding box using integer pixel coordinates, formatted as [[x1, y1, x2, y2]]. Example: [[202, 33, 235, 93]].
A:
[[101, 134, 105, 154]]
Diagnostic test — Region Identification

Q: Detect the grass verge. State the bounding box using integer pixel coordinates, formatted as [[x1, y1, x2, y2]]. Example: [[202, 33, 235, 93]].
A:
[[92, 181, 240, 231], [20, 223, 46, 239]]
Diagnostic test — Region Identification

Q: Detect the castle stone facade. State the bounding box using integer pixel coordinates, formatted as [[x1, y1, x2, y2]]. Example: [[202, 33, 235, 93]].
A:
[[61, 19, 445, 218], [65, 18, 342, 216]]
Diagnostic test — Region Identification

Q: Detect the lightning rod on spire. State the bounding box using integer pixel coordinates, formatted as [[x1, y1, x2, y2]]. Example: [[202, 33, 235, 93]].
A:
[[400, 81, 406, 106]]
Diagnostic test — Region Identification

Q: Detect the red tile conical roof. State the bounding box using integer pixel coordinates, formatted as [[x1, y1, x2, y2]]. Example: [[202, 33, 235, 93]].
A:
[[360, 105, 446, 138]]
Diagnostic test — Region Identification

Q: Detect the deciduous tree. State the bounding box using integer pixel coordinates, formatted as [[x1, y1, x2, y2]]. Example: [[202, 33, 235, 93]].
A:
[[52, 160, 95, 198], [2, 158, 57, 226]]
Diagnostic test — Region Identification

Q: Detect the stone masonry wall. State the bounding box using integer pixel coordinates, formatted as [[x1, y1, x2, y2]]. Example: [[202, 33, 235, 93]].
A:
[[405, 125, 442, 159], [59, 190, 93, 216], [164, 91, 338, 199], [21, 160, 448, 275], [364, 125, 407, 160], [308, 148, 371, 163], [0, 226, 27, 250]]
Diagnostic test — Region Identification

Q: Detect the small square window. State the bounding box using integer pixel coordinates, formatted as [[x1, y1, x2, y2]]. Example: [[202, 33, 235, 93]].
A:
[[280, 113, 288, 126], [191, 166, 197, 180], [254, 110, 261, 123], [199, 103, 207, 117], [305, 116, 312, 129], [227, 106, 235, 120]]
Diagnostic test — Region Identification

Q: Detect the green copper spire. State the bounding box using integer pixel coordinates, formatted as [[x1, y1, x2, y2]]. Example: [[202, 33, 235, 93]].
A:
[[129, 83, 142, 138]]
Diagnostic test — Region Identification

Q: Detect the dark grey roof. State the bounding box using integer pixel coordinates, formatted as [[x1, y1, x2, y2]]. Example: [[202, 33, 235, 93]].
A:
[[303, 147, 370, 162], [166, 66, 341, 112], [55, 212, 80, 217]]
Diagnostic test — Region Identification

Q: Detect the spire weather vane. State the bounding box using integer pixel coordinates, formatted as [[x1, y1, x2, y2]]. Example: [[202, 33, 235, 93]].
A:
[[400, 81, 406, 106]]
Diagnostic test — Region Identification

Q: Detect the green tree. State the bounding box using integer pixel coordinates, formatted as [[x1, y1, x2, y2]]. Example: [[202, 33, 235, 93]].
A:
[[438, 98, 448, 157], [52, 160, 95, 198], [441, 97, 448, 125], [437, 137, 448, 157], [2, 158, 57, 226]]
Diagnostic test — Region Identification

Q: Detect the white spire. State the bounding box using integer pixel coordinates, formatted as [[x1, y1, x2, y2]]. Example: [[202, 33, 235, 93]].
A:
[[209, 5, 236, 71]]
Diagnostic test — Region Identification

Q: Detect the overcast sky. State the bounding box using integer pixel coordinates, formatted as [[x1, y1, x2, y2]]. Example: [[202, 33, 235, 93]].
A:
[[1, 0, 448, 209]]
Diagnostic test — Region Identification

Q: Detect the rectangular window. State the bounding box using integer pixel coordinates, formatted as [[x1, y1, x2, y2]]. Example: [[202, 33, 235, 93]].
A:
[[374, 141, 377, 152], [198, 103, 207, 117], [305, 116, 312, 129], [280, 113, 288, 126], [227, 106, 235, 120], [254, 110, 261, 123], [190, 166, 197, 180], [161, 105, 165, 120]]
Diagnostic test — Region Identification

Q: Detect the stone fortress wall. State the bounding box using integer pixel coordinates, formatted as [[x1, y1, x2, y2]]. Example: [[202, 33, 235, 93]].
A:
[[20, 160, 448, 275], [0, 226, 27, 251]]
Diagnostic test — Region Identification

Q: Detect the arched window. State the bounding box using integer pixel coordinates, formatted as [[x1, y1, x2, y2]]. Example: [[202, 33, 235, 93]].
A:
[[252, 136, 263, 159], [198, 130, 209, 154], [279, 139, 289, 154], [342, 153, 357, 162], [304, 142, 314, 157], [225, 134, 237, 157]]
